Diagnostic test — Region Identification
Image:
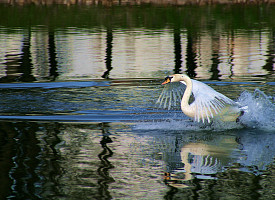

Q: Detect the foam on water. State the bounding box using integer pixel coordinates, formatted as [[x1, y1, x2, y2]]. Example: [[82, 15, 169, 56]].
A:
[[134, 117, 244, 132], [135, 119, 207, 131]]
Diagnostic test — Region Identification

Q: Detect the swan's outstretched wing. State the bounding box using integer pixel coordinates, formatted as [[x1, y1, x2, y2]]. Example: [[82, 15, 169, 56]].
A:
[[190, 79, 237, 123], [157, 82, 186, 110]]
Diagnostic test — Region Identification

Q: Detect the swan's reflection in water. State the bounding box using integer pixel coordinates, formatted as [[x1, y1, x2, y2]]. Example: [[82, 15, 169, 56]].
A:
[[164, 136, 239, 188], [159, 128, 275, 195]]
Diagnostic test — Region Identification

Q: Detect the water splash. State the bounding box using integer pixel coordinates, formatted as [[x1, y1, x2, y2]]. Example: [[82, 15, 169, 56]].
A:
[[237, 89, 275, 129]]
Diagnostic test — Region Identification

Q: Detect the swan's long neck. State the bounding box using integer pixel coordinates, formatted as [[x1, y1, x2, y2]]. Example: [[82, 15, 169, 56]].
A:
[[180, 75, 192, 109]]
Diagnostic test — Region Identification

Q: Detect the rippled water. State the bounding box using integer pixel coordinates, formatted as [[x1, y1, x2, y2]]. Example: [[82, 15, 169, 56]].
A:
[[1, 78, 274, 199], [0, 4, 275, 200]]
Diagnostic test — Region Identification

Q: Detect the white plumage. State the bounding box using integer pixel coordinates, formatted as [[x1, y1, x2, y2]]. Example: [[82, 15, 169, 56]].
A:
[[158, 74, 241, 123]]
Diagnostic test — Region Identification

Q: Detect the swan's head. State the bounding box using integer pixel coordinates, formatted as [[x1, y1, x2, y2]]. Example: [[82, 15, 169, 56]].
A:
[[162, 74, 187, 85]]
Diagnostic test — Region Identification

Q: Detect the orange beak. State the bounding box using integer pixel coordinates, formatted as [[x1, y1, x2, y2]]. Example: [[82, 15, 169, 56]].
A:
[[162, 76, 172, 85], [162, 80, 170, 85]]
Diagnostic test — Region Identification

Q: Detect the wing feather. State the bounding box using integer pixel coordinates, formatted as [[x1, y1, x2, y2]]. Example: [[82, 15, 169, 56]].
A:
[[209, 101, 220, 115], [157, 82, 186, 110], [190, 79, 237, 123]]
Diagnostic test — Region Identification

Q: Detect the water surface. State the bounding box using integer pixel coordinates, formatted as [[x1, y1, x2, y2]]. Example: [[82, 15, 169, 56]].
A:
[[0, 4, 275, 200]]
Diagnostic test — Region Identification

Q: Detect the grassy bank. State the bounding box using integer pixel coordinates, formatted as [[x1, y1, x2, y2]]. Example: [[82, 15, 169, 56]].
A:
[[1, 0, 275, 6]]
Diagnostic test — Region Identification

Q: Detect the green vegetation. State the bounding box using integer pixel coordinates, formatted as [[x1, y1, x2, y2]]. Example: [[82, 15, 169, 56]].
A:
[[0, 4, 275, 30]]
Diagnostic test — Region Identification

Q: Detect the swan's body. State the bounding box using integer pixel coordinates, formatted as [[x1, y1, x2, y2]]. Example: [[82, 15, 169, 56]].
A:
[[160, 74, 242, 123]]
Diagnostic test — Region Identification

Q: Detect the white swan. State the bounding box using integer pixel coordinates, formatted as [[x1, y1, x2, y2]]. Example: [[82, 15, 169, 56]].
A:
[[160, 74, 242, 123]]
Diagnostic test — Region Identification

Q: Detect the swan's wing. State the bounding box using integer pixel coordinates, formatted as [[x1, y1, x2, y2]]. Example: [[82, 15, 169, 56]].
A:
[[156, 82, 186, 110], [191, 79, 237, 123]]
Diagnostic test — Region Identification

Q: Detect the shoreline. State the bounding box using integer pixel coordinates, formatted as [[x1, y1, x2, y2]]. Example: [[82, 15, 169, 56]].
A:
[[1, 0, 275, 6]]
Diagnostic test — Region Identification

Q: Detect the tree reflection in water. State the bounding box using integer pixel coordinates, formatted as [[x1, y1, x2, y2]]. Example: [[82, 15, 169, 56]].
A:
[[0, 122, 63, 199], [102, 28, 113, 79], [97, 123, 115, 199], [0, 122, 116, 199]]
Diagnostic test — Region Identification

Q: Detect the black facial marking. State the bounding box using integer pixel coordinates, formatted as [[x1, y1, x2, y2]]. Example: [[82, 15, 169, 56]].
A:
[[164, 76, 172, 82]]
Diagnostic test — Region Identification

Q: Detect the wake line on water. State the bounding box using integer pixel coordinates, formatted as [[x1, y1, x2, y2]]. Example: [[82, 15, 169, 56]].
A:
[[135, 89, 275, 131], [0, 81, 110, 89]]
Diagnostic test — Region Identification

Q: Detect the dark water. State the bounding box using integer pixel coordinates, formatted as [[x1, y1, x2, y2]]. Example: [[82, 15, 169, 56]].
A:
[[0, 3, 275, 199]]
